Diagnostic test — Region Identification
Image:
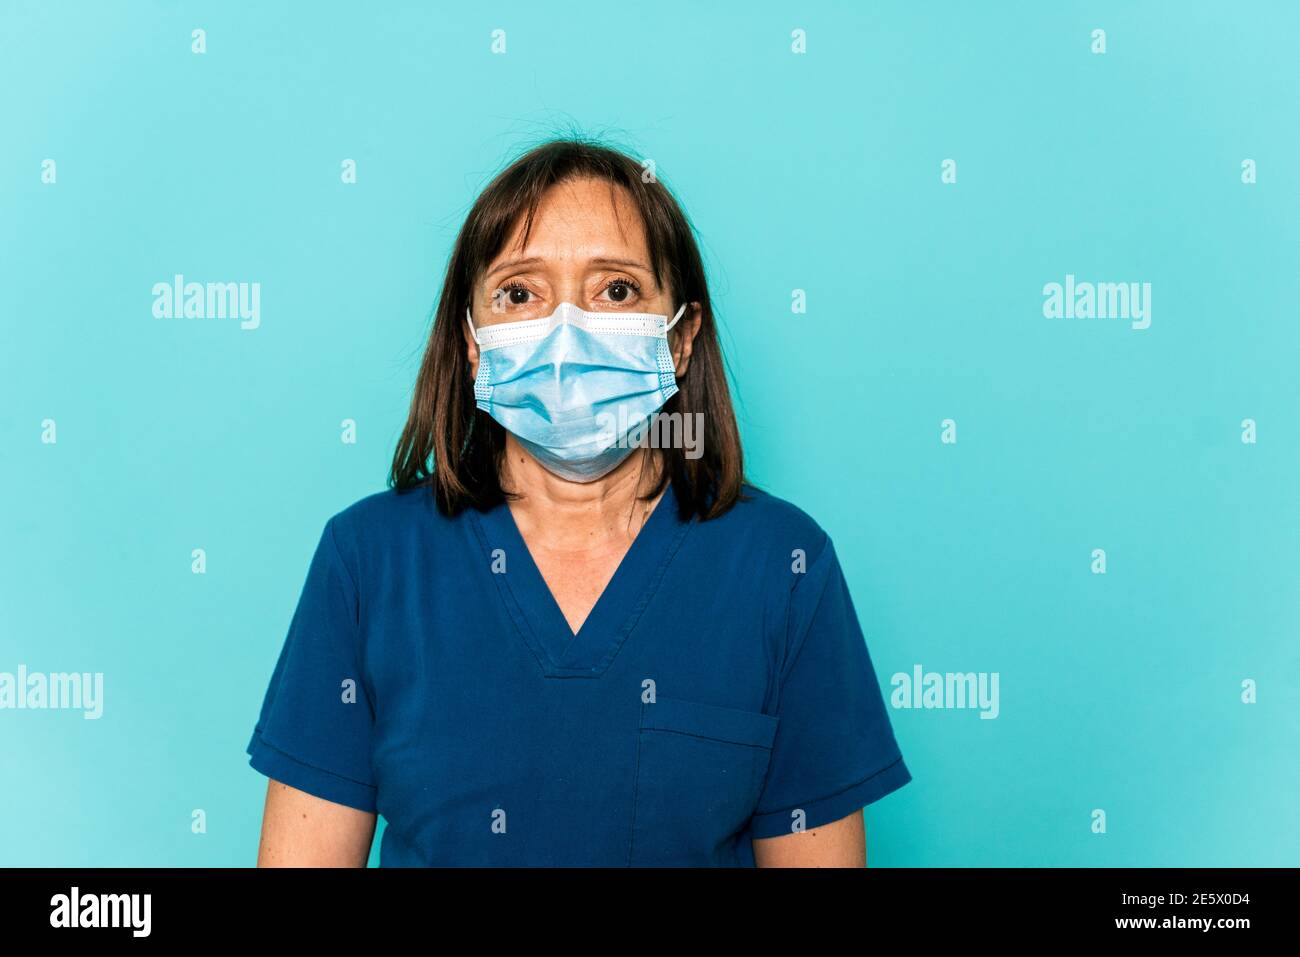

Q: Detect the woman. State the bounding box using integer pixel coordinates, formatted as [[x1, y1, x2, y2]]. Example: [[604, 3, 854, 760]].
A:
[[247, 138, 912, 867]]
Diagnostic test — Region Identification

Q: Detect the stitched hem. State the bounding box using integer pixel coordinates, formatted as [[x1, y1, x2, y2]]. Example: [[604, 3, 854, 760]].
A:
[[247, 730, 378, 814], [749, 755, 912, 839]]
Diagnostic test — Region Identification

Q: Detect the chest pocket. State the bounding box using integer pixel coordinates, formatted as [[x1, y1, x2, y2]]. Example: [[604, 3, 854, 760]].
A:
[[629, 695, 780, 866]]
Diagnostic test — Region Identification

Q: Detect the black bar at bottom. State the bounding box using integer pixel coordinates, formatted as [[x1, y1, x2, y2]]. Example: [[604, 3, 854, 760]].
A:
[[0, 866, 1281, 942]]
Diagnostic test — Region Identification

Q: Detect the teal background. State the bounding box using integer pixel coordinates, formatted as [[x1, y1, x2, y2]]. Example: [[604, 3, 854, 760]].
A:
[[2, 0, 1296, 866]]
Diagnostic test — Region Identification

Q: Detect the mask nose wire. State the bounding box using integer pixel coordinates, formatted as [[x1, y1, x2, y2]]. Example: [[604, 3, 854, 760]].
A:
[[468, 300, 687, 342]]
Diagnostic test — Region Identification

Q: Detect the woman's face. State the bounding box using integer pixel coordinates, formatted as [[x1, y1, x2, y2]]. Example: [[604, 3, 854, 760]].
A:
[[464, 176, 699, 379]]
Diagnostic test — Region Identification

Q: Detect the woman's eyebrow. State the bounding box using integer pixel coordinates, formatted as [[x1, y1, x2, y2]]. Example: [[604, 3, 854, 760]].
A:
[[484, 255, 652, 281], [589, 256, 651, 272], [484, 256, 544, 280]]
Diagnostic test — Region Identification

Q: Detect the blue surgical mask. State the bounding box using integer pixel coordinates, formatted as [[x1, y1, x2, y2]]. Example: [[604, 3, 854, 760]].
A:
[[465, 299, 687, 482]]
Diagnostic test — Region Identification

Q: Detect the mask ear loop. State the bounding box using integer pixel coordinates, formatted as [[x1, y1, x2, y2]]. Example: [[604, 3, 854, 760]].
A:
[[461, 306, 482, 456], [464, 306, 482, 345], [664, 302, 688, 334]]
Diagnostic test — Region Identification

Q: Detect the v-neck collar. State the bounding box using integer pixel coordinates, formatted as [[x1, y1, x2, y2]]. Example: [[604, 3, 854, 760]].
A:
[[469, 478, 693, 678]]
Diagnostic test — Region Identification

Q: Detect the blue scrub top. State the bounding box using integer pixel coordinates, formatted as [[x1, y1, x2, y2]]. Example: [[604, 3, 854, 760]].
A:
[[246, 479, 912, 866]]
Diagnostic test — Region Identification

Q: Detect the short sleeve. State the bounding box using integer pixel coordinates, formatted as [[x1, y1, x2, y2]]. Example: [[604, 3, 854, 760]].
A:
[[245, 515, 378, 813], [750, 533, 912, 839]]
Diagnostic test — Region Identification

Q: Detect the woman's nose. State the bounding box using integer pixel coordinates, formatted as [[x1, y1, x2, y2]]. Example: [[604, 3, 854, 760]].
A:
[[553, 281, 586, 309]]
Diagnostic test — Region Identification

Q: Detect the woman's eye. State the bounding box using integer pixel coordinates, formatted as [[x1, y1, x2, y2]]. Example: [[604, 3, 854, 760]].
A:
[[493, 283, 532, 308], [601, 280, 639, 304]]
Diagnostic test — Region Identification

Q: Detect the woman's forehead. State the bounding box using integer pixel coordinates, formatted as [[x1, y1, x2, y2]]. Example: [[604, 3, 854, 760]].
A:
[[491, 179, 648, 267]]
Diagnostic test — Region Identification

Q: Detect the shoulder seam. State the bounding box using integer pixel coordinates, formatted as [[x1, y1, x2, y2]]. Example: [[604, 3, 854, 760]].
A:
[[325, 515, 361, 599], [777, 530, 839, 693]]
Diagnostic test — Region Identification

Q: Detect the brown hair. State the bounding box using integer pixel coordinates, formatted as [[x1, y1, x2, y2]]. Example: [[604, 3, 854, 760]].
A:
[[388, 135, 746, 521]]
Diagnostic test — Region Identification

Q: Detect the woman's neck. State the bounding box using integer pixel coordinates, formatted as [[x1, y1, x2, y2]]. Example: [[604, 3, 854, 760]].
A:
[[500, 439, 665, 548]]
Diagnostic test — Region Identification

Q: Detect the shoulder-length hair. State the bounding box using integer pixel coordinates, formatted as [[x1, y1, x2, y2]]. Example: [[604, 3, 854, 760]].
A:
[[388, 136, 746, 521]]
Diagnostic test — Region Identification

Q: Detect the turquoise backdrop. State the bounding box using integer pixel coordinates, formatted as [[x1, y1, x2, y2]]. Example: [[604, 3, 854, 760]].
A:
[[2, 0, 1296, 866]]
